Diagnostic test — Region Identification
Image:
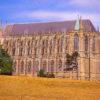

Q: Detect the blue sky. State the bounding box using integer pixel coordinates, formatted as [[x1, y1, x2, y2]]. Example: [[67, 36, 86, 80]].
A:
[[0, 0, 100, 28]]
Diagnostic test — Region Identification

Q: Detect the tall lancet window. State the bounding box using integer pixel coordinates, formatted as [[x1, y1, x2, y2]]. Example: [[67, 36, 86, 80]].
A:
[[12, 42, 16, 56], [20, 61, 24, 74], [84, 35, 88, 52], [92, 36, 95, 52], [27, 41, 30, 55], [27, 61, 31, 74], [13, 61, 16, 73], [74, 33, 79, 51], [19, 41, 23, 56]]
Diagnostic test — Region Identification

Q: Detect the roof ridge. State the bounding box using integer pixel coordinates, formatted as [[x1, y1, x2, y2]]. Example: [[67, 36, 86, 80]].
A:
[[4, 19, 96, 36]]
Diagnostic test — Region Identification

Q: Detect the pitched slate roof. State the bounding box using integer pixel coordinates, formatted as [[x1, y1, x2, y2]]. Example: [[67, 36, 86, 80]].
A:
[[4, 19, 96, 36]]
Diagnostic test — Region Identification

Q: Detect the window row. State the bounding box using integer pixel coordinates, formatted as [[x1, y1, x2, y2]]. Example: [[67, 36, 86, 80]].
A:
[[13, 60, 64, 74]]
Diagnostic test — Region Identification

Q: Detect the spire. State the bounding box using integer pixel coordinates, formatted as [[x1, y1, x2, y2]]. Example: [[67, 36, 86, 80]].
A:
[[80, 16, 83, 30], [74, 16, 83, 31], [74, 16, 80, 31]]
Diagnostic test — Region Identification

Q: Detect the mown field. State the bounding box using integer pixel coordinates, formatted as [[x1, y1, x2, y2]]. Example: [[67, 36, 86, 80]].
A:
[[0, 76, 100, 100]]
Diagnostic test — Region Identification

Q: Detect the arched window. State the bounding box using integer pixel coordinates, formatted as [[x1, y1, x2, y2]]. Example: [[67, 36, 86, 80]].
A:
[[34, 48, 37, 56], [27, 61, 31, 74], [74, 33, 79, 51], [84, 35, 88, 52], [42, 61, 47, 72], [4, 40, 8, 48], [57, 60, 62, 71], [60, 37, 63, 52], [20, 61, 24, 74], [51, 60, 54, 73], [13, 61, 16, 72], [41, 40, 45, 55], [49, 39, 53, 54], [41, 39, 48, 54], [34, 61, 39, 72], [19, 48, 23, 56], [35, 40, 38, 47], [92, 36, 95, 52], [52, 38, 56, 51], [84, 35, 89, 56], [59, 60, 62, 68], [12, 42, 16, 56], [19, 41, 23, 56], [57, 39, 60, 53], [45, 40, 48, 53], [66, 37, 69, 50], [27, 41, 30, 55], [12, 47, 16, 56]]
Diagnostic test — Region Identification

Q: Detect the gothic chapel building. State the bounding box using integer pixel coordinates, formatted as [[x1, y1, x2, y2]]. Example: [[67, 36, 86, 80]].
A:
[[0, 18, 100, 81]]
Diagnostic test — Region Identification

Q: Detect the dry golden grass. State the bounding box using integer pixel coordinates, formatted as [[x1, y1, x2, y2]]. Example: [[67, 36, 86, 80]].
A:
[[0, 76, 100, 100]]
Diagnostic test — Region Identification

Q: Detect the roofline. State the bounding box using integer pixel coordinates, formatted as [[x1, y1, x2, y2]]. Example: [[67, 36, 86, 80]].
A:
[[6, 19, 91, 26]]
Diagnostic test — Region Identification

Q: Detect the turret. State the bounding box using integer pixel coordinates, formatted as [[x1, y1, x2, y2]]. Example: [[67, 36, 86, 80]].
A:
[[79, 17, 83, 31], [74, 16, 83, 32], [74, 16, 80, 31]]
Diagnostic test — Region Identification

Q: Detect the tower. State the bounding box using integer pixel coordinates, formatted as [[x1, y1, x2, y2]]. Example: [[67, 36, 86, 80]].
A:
[[74, 16, 86, 80]]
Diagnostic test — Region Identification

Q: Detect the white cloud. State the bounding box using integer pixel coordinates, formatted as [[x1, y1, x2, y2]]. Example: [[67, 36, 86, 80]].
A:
[[18, 11, 77, 20], [69, 0, 100, 7], [14, 10, 100, 28]]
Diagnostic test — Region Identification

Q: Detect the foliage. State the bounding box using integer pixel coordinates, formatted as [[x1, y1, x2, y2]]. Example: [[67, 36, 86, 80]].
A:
[[72, 51, 79, 60], [65, 51, 79, 71], [66, 53, 72, 65], [0, 45, 13, 75], [37, 69, 55, 78], [37, 69, 46, 77], [45, 72, 55, 78]]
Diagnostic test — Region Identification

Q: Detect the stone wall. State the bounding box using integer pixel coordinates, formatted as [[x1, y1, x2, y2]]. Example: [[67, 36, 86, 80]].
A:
[[1, 31, 100, 81]]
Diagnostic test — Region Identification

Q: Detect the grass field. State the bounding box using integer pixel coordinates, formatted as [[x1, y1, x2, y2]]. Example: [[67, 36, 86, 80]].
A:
[[0, 76, 100, 100]]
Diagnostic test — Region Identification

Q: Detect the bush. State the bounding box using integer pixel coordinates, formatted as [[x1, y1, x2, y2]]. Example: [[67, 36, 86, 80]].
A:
[[37, 70, 55, 78], [45, 72, 55, 78], [0, 66, 13, 75], [37, 69, 46, 77]]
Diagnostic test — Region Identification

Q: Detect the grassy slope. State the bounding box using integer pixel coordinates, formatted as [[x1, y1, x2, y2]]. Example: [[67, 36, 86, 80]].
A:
[[0, 76, 100, 100]]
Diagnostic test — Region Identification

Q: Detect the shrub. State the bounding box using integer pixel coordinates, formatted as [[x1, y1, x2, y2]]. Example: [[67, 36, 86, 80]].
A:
[[0, 66, 13, 75], [37, 69, 46, 77], [37, 70, 55, 78], [45, 72, 55, 78], [0, 45, 13, 75]]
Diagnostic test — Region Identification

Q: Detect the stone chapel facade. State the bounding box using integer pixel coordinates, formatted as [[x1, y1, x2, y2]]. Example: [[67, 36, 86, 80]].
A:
[[0, 18, 100, 81]]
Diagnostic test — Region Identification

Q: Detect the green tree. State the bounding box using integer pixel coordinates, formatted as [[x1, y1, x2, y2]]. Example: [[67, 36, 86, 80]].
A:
[[0, 45, 13, 75], [65, 51, 79, 71]]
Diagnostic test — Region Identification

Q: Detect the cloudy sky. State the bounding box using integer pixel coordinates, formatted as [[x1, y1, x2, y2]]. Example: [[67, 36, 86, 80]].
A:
[[0, 0, 100, 28]]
